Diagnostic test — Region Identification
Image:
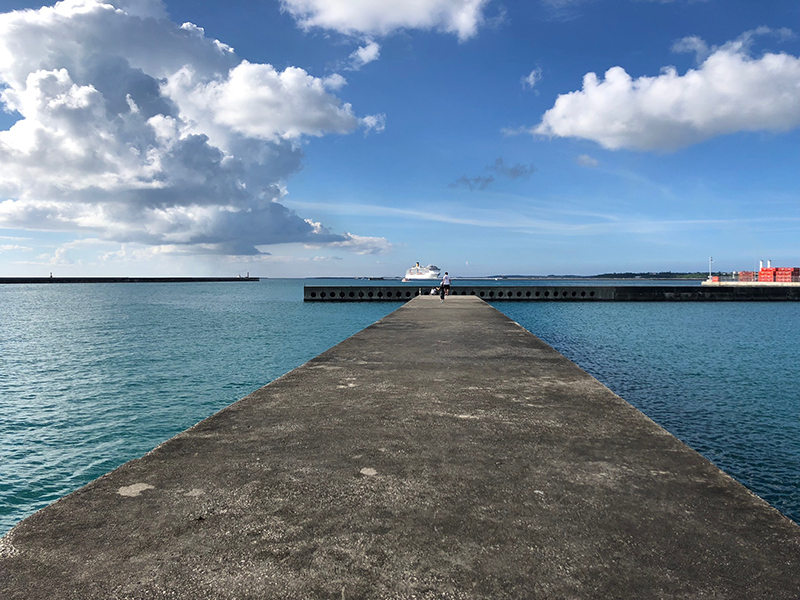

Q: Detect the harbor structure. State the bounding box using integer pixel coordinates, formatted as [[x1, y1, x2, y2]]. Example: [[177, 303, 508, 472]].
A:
[[305, 283, 800, 300]]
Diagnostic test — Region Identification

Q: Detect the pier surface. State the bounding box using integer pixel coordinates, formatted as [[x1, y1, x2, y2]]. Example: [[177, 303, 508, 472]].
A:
[[2, 296, 800, 598]]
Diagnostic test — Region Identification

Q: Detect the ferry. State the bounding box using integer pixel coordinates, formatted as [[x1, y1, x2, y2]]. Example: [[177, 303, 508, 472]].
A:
[[403, 262, 441, 281]]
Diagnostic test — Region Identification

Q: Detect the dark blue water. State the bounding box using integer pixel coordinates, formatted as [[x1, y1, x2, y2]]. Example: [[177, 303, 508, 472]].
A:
[[498, 301, 800, 524], [1, 281, 798, 535]]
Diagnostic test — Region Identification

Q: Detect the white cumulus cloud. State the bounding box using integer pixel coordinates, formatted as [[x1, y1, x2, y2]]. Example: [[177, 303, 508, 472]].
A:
[[0, 0, 388, 256], [163, 61, 361, 142], [280, 0, 490, 41], [534, 29, 800, 151]]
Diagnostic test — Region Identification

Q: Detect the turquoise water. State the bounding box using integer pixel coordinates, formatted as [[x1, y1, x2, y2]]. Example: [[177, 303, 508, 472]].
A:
[[1, 281, 798, 535]]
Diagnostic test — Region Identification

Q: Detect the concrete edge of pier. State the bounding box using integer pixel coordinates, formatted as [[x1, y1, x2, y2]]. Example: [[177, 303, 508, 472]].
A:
[[2, 295, 800, 599]]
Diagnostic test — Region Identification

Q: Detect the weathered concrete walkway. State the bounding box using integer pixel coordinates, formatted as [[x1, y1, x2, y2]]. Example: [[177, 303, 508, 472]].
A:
[[2, 296, 800, 599]]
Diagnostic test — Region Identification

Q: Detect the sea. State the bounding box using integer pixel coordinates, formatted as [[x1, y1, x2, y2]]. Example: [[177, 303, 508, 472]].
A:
[[1, 278, 798, 535]]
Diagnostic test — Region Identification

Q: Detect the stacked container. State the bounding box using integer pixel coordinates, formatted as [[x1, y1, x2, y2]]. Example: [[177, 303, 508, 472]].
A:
[[738, 271, 756, 282], [757, 266, 800, 282], [758, 268, 777, 282], [775, 267, 800, 282]]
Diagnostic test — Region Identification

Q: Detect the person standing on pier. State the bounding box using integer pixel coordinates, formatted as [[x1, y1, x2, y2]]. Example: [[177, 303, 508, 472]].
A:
[[442, 272, 451, 297]]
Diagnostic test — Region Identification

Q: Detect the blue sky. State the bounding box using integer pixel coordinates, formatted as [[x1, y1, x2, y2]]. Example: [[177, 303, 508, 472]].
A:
[[0, 0, 799, 277]]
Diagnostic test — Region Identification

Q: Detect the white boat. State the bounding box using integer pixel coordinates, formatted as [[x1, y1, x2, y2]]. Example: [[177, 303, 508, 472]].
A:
[[403, 262, 441, 280]]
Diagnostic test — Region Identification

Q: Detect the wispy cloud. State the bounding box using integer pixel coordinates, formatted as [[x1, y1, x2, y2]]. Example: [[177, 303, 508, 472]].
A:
[[489, 158, 536, 179], [449, 175, 495, 191], [450, 158, 536, 191], [347, 39, 381, 70], [540, 0, 593, 21], [286, 199, 800, 236], [522, 67, 542, 90]]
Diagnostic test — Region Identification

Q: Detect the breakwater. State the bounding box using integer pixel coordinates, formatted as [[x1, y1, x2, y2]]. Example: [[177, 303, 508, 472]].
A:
[[305, 283, 800, 301], [2, 295, 800, 598], [0, 276, 259, 284]]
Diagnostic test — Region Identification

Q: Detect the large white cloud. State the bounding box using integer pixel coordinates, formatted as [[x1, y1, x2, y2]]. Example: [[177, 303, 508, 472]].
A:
[[534, 30, 800, 151], [280, 0, 489, 41], [163, 62, 360, 142], [0, 0, 388, 255]]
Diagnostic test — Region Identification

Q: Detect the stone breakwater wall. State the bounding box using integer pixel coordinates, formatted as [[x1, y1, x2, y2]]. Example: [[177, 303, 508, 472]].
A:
[[0, 277, 260, 284], [305, 284, 800, 301]]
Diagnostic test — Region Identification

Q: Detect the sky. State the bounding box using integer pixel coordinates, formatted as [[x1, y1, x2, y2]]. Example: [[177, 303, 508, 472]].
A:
[[0, 0, 799, 277]]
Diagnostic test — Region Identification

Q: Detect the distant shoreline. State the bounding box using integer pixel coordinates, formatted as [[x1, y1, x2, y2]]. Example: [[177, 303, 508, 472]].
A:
[[0, 277, 260, 284]]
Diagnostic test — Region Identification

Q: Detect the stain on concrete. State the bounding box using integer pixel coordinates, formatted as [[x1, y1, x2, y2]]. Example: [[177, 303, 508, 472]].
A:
[[117, 483, 154, 497], [0, 536, 17, 558]]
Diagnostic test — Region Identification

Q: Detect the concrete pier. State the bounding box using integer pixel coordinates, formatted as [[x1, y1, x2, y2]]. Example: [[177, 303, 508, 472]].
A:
[[2, 296, 800, 598]]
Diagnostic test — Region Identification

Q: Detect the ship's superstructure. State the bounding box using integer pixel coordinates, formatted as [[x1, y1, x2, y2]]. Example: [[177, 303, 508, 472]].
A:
[[403, 262, 441, 281]]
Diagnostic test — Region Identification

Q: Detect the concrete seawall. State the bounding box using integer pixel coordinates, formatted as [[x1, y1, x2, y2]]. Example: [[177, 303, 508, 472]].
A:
[[305, 283, 800, 301], [2, 296, 800, 598]]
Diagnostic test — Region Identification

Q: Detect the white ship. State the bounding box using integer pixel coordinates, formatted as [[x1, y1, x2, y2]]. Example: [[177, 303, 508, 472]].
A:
[[403, 262, 441, 281]]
